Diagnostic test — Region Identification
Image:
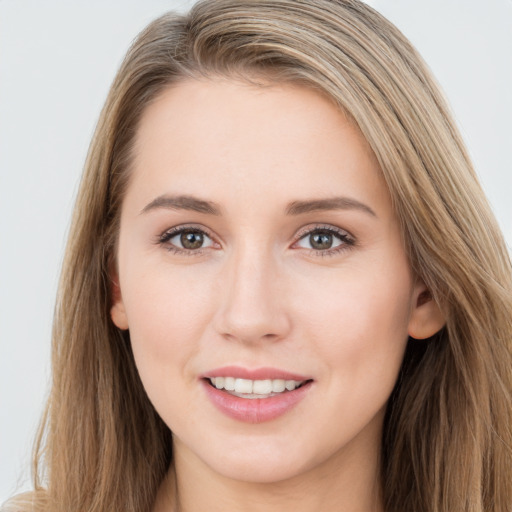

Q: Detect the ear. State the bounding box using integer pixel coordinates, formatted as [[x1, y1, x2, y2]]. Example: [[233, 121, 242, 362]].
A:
[[110, 269, 129, 330], [407, 280, 445, 340]]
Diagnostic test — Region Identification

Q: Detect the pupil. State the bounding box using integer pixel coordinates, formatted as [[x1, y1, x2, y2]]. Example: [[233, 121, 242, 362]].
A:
[[181, 230, 204, 249], [310, 232, 332, 250]]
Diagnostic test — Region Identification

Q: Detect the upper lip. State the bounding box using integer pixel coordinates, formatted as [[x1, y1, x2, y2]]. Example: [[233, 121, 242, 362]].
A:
[[201, 366, 312, 381]]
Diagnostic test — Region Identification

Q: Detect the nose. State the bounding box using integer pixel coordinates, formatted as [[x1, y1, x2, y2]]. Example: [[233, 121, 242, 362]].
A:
[[213, 245, 292, 345]]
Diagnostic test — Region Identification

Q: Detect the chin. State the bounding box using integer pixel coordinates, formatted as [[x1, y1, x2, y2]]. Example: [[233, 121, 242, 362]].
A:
[[208, 454, 309, 484], [184, 432, 331, 485]]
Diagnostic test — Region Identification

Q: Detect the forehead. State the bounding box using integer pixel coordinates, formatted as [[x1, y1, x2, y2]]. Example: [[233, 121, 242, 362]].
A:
[[134, 77, 375, 160], [128, 78, 389, 218]]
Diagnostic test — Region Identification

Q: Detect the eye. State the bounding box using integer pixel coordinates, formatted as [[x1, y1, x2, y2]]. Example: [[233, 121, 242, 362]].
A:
[[159, 227, 215, 252], [294, 226, 354, 253]]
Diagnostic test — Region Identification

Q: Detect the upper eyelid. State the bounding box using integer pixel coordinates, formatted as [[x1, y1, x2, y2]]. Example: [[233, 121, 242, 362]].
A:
[[160, 224, 215, 238], [157, 224, 219, 249], [157, 225, 219, 255], [294, 223, 353, 240]]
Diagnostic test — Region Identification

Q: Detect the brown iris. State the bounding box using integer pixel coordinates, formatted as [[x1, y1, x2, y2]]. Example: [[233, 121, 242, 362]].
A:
[[310, 231, 334, 250], [180, 230, 204, 249]]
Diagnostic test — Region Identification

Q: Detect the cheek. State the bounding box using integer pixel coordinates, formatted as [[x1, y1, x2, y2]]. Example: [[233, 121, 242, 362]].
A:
[[119, 261, 217, 386], [294, 256, 413, 383], [120, 264, 220, 429]]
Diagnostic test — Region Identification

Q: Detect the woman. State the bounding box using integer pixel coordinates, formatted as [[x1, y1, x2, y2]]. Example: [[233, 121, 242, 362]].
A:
[[4, 0, 511, 511]]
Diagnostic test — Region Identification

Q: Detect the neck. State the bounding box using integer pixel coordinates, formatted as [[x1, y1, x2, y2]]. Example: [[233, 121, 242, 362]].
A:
[[153, 430, 384, 512]]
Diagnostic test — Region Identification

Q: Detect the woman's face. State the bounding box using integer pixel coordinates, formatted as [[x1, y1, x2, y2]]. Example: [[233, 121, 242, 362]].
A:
[[111, 78, 441, 484]]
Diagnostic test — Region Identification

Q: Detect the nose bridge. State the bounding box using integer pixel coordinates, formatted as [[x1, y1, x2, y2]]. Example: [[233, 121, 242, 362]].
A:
[[214, 239, 290, 343]]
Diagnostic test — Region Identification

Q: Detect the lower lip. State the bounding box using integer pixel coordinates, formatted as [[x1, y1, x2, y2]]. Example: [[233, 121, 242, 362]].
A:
[[201, 380, 312, 423]]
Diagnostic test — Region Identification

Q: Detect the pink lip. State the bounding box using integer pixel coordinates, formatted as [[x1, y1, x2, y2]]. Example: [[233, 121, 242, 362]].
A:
[[201, 366, 313, 424], [201, 366, 310, 381]]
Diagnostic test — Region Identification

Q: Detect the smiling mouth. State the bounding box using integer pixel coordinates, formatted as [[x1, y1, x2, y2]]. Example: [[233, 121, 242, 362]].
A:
[[207, 377, 310, 399]]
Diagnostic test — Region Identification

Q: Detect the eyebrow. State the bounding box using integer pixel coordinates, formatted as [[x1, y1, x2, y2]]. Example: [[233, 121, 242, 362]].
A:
[[286, 197, 376, 217], [141, 194, 376, 218], [141, 195, 221, 215]]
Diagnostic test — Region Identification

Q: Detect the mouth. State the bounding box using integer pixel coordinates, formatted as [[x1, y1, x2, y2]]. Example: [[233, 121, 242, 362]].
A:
[[206, 376, 310, 399], [201, 368, 314, 423]]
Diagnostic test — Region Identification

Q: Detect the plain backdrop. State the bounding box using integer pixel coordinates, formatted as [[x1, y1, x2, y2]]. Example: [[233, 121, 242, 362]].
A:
[[1, 0, 511, 504]]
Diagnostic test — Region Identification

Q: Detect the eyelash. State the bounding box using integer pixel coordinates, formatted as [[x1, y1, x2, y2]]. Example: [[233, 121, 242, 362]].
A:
[[156, 224, 356, 257], [293, 224, 355, 257], [157, 224, 217, 256]]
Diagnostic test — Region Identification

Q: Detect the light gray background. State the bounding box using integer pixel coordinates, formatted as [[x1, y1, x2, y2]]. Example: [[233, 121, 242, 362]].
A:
[[1, 0, 511, 503]]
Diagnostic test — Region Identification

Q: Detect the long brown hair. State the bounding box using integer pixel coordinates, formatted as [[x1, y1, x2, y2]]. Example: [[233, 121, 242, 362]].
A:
[[4, 1, 511, 511]]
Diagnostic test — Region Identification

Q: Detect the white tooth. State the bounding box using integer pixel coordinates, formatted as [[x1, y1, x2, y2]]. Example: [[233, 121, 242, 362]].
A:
[[253, 379, 273, 394], [272, 379, 286, 392], [235, 378, 253, 394], [224, 376, 235, 391], [215, 377, 225, 389], [230, 392, 267, 399], [210, 377, 216, 386], [285, 380, 298, 391]]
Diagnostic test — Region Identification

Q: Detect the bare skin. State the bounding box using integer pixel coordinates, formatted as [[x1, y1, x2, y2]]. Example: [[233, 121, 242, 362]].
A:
[[153, 431, 384, 512], [111, 78, 444, 512]]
